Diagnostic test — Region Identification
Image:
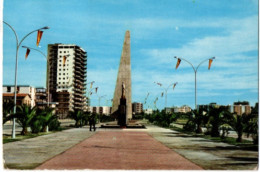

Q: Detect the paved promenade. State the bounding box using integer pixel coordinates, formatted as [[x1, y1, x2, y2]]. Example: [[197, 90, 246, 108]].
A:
[[3, 122, 258, 170]]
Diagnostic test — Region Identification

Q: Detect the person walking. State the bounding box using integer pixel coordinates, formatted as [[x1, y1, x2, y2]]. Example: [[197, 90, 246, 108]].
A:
[[89, 114, 96, 132]]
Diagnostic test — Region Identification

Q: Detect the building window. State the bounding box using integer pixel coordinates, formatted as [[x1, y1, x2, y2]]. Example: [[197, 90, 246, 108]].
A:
[[63, 78, 65, 80], [60, 51, 62, 53], [7, 86, 11, 92]]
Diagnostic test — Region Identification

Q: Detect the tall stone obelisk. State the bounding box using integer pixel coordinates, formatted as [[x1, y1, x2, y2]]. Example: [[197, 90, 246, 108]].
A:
[[112, 30, 132, 121]]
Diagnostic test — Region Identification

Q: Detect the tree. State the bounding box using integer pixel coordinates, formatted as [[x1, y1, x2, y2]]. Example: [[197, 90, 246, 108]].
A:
[[244, 111, 258, 144], [39, 107, 57, 132], [228, 113, 249, 142], [208, 106, 230, 137], [10, 104, 37, 135], [184, 108, 207, 133], [68, 110, 84, 128], [3, 101, 14, 124]]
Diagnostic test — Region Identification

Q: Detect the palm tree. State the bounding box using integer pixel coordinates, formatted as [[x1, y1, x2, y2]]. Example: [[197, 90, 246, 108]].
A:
[[208, 106, 229, 137], [39, 107, 57, 132], [245, 113, 258, 144], [10, 104, 37, 135], [228, 113, 249, 142], [184, 108, 207, 133], [3, 101, 14, 124], [68, 110, 84, 128]]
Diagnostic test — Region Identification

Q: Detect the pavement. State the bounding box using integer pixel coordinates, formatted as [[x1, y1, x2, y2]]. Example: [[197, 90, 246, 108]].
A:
[[3, 121, 259, 170]]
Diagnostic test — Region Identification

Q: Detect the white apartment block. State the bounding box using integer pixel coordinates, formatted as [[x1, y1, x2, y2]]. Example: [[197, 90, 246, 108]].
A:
[[89, 106, 112, 116], [174, 105, 192, 113], [47, 44, 87, 118], [144, 109, 153, 115], [3, 85, 36, 107]]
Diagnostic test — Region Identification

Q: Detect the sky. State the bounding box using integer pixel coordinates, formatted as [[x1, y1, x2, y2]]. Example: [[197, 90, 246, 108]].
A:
[[2, 0, 259, 109]]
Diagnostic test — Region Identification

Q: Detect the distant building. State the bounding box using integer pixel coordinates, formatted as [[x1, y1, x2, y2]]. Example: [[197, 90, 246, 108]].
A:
[[132, 102, 143, 114], [144, 109, 153, 115], [3, 85, 36, 107], [165, 107, 175, 114], [35, 87, 48, 109], [47, 44, 87, 118], [89, 106, 112, 116], [229, 101, 251, 115], [197, 102, 220, 111], [3, 93, 31, 106], [174, 105, 192, 113]]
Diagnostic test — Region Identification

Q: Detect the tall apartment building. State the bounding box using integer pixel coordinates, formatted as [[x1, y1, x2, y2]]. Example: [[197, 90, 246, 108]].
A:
[[47, 44, 87, 118], [132, 102, 143, 114]]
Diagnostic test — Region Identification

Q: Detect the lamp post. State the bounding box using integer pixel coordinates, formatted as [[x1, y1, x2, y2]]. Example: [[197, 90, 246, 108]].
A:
[[98, 95, 106, 123], [174, 56, 215, 109], [154, 82, 178, 109], [3, 21, 49, 138], [144, 92, 150, 109], [21, 46, 50, 107], [85, 81, 97, 111]]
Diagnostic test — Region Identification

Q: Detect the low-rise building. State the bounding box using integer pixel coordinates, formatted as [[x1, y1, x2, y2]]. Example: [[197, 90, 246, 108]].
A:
[[144, 109, 153, 115], [3, 85, 36, 107], [174, 105, 192, 113], [3, 93, 31, 106]]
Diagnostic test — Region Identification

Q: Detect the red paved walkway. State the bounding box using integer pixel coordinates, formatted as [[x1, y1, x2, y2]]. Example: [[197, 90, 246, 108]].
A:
[[36, 131, 203, 170]]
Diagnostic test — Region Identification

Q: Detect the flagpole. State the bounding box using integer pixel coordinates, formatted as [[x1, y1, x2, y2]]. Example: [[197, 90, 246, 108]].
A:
[[3, 21, 49, 138], [174, 56, 215, 110]]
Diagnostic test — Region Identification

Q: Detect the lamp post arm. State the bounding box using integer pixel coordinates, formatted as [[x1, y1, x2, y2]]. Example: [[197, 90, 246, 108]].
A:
[[18, 28, 42, 48], [177, 57, 196, 73], [195, 58, 211, 72], [3, 21, 18, 47], [22, 46, 47, 58]]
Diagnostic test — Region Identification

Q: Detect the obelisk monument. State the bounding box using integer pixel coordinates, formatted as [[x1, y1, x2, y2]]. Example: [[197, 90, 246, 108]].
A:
[[112, 30, 132, 121]]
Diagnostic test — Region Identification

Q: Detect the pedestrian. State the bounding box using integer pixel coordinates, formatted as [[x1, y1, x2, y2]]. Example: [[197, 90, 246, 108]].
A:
[[89, 114, 96, 132]]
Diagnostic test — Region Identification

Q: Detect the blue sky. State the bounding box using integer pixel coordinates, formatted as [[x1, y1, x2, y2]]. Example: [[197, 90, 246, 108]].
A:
[[2, 0, 259, 109]]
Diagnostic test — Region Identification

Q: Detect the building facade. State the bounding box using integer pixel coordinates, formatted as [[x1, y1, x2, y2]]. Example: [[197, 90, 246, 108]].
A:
[[35, 87, 48, 109], [89, 106, 112, 116], [174, 105, 192, 113], [228, 101, 251, 115], [132, 102, 143, 114], [3, 85, 36, 107], [47, 44, 87, 118], [143, 109, 153, 115]]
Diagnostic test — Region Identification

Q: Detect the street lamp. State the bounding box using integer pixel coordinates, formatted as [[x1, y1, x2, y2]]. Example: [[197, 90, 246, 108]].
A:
[[85, 81, 98, 111], [21, 46, 50, 107], [154, 82, 178, 108], [174, 56, 215, 109], [3, 21, 49, 138], [98, 95, 106, 123]]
